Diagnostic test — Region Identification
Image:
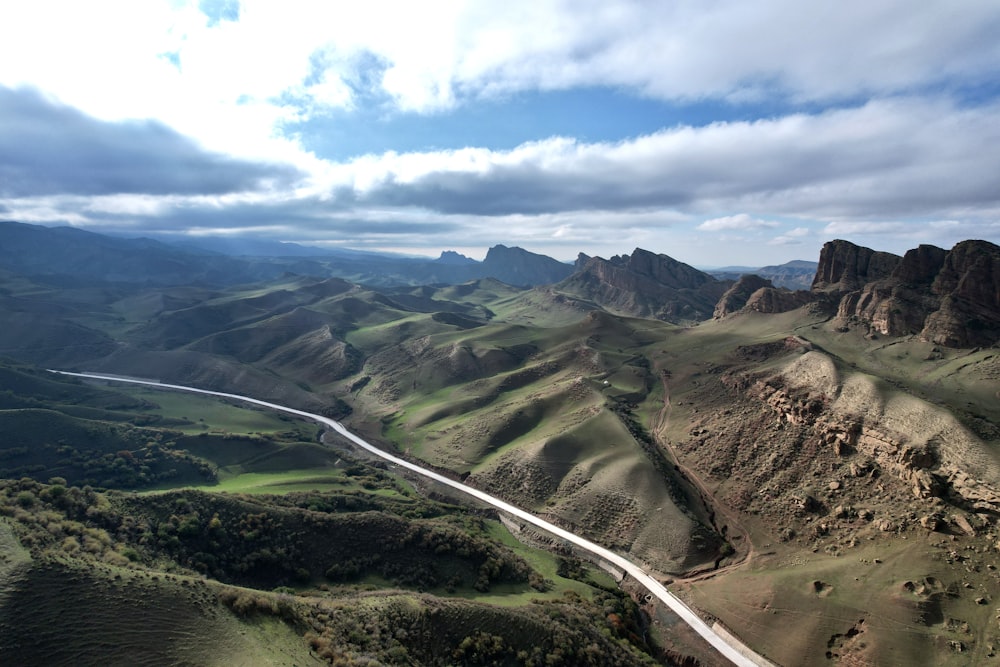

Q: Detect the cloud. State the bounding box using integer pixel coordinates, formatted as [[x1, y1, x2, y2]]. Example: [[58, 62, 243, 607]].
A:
[[697, 214, 780, 232], [0, 87, 301, 197], [822, 221, 911, 236], [332, 98, 1000, 223], [267, 0, 1000, 114], [1, 1, 998, 267], [3, 1, 998, 160], [769, 226, 812, 245]]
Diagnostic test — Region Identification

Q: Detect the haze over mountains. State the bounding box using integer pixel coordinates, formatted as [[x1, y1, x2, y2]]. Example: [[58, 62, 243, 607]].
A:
[[1, 218, 999, 665], [0, 219, 814, 290]]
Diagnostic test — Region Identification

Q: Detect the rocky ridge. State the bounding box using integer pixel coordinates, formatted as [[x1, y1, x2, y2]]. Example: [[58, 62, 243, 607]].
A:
[[711, 349, 1000, 540], [558, 248, 730, 322], [713, 274, 814, 318], [480, 244, 574, 287]]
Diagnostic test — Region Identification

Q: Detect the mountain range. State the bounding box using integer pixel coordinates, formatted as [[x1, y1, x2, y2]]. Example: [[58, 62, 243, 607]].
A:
[[0, 219, 999, 665]]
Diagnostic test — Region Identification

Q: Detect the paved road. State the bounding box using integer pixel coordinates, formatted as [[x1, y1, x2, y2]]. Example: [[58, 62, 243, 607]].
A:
[[51, 370, 771, 667]]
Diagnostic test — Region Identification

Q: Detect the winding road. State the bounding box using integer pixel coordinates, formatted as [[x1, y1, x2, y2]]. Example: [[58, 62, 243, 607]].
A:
[[51, 370, 772, 667]]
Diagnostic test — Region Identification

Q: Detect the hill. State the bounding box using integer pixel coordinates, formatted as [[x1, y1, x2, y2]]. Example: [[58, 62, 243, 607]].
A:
[[0, 367, 677, 665], [0, 230, 999, 664]]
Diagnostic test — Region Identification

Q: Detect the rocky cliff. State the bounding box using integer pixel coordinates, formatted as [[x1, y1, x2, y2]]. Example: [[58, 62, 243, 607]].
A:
[[818, 239, 1000, 347], [557, 248, 729, 322], [921, 240, 1000, 347], [811, 239, 901, 292]]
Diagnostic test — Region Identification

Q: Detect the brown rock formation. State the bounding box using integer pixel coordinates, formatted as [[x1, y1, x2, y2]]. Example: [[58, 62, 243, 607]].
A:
[[816, 239, 1000, 347], [920, 240, 1000, 347], [714, 275, 773, 318], [743, 286, 814, 314]]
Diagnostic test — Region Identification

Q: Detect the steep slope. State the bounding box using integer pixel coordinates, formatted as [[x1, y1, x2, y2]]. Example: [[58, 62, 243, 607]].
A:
[[556, 248, 730, 323], [479, 244, 574, 286], [648, 310, 1000, 666], [345, 310, 726, 573]]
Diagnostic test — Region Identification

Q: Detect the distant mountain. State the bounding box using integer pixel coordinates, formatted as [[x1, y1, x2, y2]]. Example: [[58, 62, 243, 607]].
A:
[[480, 244, 574, 286], [708, 259, 818, 289], [0, 221, 572, 289], [157, 235, 335, 258], [0, 220, 286, 286], [435, 250, 477, 265], [557, 248, 730, 322]]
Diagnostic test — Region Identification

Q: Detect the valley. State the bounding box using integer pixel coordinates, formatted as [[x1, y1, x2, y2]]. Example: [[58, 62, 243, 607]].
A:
[[0, 221, 997, 665]]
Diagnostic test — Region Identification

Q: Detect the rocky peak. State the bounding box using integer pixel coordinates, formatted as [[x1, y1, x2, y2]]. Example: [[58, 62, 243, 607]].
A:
[[920, 240, 1000, 347], [556, 248, 728, 323], [812, 240, 901, 292], [622, 248, 714, 290], [435, 250, 476, 265], [481, 245, 573, 286], [929, 240, 1000, 309]]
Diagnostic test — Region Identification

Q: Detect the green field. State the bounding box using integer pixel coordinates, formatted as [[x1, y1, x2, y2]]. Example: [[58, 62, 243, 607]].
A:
[[117, 386, 319, 438]]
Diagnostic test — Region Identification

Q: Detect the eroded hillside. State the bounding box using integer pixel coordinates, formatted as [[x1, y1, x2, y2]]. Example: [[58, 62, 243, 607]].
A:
[[654, 315, 1000, 666]]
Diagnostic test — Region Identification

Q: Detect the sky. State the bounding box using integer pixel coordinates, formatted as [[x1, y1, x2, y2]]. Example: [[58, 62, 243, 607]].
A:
[[1, 1, 999, 267]]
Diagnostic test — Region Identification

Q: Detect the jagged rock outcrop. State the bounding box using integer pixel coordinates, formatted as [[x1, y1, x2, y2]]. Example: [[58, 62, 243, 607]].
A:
[[817, 239, 1000, 347], [556, 248, 730, 322], [435, 250, 476, 265], [714, 275, 817, 318], [920, 240, 1000, 347], [714, 275, 773, 318], [743, 286, 814, 314], [729, 366, 1000, 513], [835, 244, 948, 336], [812, 239, 901, 292]]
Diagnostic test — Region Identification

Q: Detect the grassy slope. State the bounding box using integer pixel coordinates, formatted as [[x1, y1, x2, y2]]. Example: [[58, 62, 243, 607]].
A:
[[0, 362, 674, 665], [0, 557, 320, 667], [343, 308, 726, 573], [7, 269, 999, 664]]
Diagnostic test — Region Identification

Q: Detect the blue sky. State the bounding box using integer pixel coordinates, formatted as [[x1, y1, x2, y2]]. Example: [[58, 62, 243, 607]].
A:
[[287, 88, 792, 160], [0, 1, 998, 265]]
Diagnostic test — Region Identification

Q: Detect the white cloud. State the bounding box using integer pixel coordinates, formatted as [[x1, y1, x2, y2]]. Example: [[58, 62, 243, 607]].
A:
[[769, 226, 812, 245], [2, 1, 998, 165], [822, 221, 910, 235], [1, 1, 999, 267], [324, 98, 1000, 226], [697, 214, 780, 232]]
